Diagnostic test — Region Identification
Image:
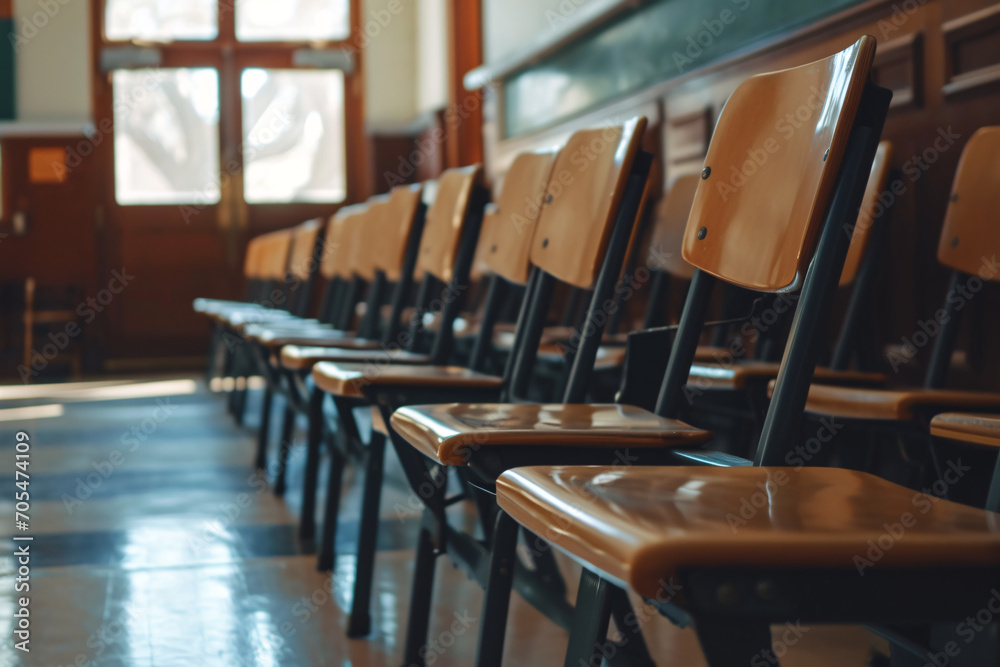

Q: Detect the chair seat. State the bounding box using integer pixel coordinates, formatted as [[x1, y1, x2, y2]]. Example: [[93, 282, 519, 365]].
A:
[[249, 326, 364, 348], [536, 345, 626, 370], [282, 345, 430, 370], [497, 465, 1000, 599], [223, 309, 298, 328], [931, 412, 1000, 447], [693, 346, 733, 362], [390, 403, 711, 466], [689, 362, 885, 391], [312, 362, 503, 399], [783, 384, 1000, 421]]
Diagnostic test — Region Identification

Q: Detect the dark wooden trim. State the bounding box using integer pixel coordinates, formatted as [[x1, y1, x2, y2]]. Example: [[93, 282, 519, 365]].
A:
[[943, 4, 1000, 97], [447, 0, 484, 168], [873, 32, 923, 109]]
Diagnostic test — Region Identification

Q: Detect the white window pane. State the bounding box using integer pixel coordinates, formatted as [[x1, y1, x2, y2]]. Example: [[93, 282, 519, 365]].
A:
[[241, 69, 347, 204], [236, 0, 351, 42], [113, 69, 221, 206], [105, 0, 218, 42]]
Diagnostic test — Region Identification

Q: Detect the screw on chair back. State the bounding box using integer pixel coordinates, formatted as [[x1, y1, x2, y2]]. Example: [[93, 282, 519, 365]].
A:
[[644, 36, 891, 467], [919, 126, 1000, 389]]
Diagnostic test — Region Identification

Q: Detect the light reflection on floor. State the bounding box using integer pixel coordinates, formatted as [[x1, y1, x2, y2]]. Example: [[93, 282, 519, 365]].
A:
[[0, 377, 888, 665]]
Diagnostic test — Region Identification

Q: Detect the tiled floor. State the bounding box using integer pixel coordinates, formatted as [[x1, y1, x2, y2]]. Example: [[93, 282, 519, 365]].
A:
[[0, 376, 887, 665]]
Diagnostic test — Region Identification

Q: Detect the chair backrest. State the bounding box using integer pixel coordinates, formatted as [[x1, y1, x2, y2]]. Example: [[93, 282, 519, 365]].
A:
[[243, 236, 266, 280], [647, 174, 700, 279], [262, 229, 294, 282], [529, 117, 649, 290], [320, 205, 368, 280], [840, 140, 893, 287], [681, 37, 876, 293], [937, 126, 1000, 280], [379, 184, 426, 282], [351, 195, 389, 282], [288, 219, 323, 282], [417, 165, 486, 284], [481, 150, 559, 286]]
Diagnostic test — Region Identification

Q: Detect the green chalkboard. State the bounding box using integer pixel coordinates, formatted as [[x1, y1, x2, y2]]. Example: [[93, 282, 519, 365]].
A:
[[0, 17, 15, 120], [504, 0, 868, 137]]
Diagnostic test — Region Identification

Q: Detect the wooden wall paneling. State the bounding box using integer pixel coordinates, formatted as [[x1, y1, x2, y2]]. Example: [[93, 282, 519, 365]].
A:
[[447, 0, 484, 169], [942, 4, 1000, 96], [873, 32, 924, 108]]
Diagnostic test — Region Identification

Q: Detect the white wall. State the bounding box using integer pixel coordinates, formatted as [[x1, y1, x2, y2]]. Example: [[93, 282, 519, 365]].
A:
[[483, 0, 595, 64], [415, 0, 449, 115], [15, 0, 92, 122], [363, 0, 450, 129], [362, 0, 420, 129], [10, 0, 441, 130]]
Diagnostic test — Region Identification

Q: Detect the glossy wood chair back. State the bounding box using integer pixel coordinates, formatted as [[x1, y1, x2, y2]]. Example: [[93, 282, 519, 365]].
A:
[[937, 126, 1000, 279], [840, 140, 893, 287], [648, 174, 700, 280], [243, 235, 266, 280], [379, 184, 426, 282], [483, 150, 559, 286], [262, 229, 294, 281], [682, 36, 877, 293], [320, 205, 368, 280], [288, 219, 322, 282], [417, 165, 487, 284], [529, 117, 649, 290], [351, 196, 388, 283]]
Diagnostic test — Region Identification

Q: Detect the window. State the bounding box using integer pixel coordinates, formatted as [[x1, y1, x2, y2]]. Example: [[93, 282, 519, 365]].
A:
[[236, 0, 351, 42], [105, 0, 218, 42], [113, 69, 221, 205], [241, 69, 347, 204], [101, 0, 354, 208]]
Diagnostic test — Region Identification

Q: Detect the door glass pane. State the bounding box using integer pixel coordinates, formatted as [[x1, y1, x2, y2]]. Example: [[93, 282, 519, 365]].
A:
[[105, 0, 218, 42], [113, 68, 221, 206], [241, 69, 347, 204], [236, 0, 351, 42]]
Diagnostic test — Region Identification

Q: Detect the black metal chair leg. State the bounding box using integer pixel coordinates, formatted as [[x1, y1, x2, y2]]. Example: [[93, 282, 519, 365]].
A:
[[317, 444, 346, 572], [347, 431, 386, 638], [692, 614, 773, 667], [609, 587, 656, 667], [254, 385, 273, 470], [475, 511, 520, 667], [298, 386, 324, 547], [523, 532, 568, 598], [401, 524, 441, 667], [563, 569, 614, 667], [273, 402, 296, 497]]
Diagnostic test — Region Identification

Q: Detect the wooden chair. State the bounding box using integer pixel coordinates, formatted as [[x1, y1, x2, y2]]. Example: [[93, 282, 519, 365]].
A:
[[351, 119, 654, 663], [784, 127, 1000, 430], [22, 278, 83, 381], [392, 36, 893, 666], [496, 39, 1000, 667], [247, 190, 426, 478]]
